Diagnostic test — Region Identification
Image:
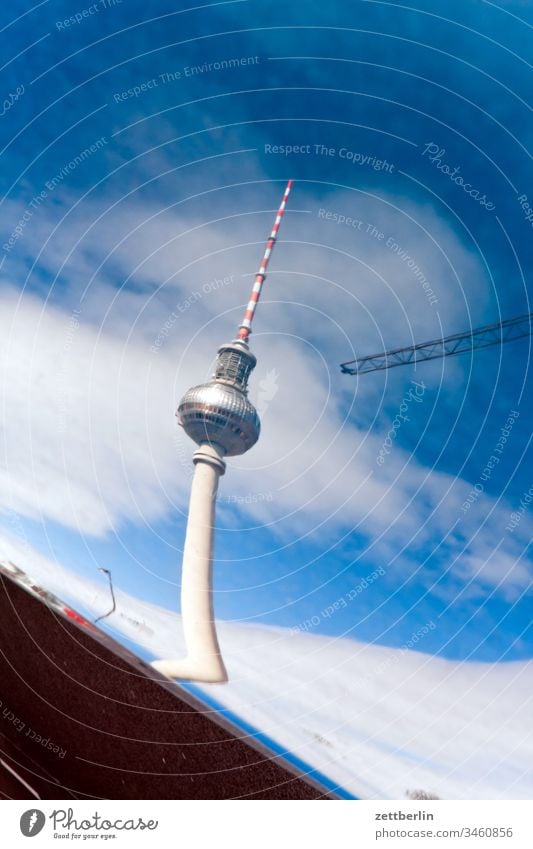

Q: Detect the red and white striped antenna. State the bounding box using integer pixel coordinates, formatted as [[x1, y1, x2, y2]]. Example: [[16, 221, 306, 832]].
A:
[[237, 179, 294, 341]]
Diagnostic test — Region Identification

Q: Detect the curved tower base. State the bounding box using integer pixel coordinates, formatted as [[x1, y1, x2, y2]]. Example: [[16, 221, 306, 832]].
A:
[[151, 444, 228, 684]]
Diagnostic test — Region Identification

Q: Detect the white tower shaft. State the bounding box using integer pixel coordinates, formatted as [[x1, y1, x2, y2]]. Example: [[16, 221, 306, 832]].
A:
[[152, 445, 227, 683]]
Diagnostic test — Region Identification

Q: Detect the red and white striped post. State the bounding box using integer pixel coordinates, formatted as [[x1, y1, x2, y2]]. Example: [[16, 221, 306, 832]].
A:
[[237, 179, 294, 341]]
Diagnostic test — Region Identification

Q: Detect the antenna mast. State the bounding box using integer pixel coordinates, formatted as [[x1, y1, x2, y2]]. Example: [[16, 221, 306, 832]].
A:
[[237, 178, 293, 341]]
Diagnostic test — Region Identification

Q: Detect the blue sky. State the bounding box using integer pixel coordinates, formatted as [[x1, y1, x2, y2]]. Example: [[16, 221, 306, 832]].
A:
[[0, 0, 532, 666]]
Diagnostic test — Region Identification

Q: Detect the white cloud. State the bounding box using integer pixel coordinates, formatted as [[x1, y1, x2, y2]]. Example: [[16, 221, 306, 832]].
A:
[[0, 286, 185, 536], [0, 184, 530, 598]]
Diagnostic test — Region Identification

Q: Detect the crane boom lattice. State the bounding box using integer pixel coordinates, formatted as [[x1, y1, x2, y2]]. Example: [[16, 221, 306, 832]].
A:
[[340, 313, 533, 375]]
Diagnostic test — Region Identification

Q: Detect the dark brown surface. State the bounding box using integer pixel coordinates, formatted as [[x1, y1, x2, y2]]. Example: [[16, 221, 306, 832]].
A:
[[0, 572, 331, 800]]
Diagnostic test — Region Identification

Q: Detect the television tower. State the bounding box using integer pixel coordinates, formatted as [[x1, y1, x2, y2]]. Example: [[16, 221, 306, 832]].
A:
[[152, 180, 294, 683]]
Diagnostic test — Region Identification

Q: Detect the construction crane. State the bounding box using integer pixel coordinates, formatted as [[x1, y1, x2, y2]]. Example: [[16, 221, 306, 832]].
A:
[[340, 312, 533, 375]]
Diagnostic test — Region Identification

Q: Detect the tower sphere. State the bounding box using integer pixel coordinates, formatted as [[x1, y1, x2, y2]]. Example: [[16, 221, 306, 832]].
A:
[[177, 340, 261, 456]]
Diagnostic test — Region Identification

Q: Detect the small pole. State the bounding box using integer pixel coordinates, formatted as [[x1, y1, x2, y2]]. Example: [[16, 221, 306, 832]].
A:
[[94, 567, 116, 624]]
